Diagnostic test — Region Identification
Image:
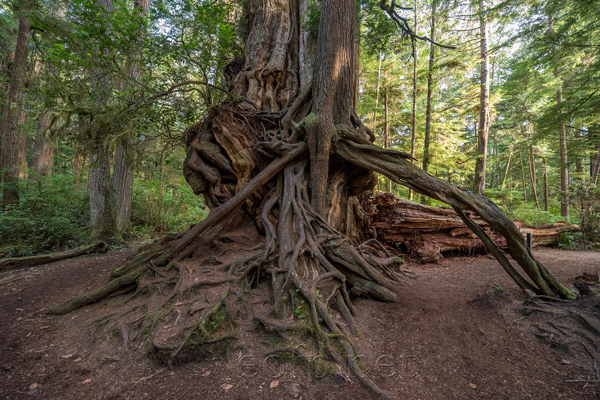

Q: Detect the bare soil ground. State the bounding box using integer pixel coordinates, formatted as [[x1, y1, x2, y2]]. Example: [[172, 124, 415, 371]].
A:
[[1, 247, 599, 399]]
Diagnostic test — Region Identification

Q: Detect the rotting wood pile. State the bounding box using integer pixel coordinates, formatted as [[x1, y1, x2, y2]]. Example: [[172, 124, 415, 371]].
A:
[[363, 192, 579, 263]]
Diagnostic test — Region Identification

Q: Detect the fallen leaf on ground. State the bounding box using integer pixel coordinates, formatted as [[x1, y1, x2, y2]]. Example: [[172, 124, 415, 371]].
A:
[[270, 380, 279, 388], [29, 383, 38, 390], [82, 379, 92, 385], [221, 383, 233, 390]]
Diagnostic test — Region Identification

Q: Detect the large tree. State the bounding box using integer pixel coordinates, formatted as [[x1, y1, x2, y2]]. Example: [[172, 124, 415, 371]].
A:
[[1, 0, 32, 209], [49, 1, 574, 397]]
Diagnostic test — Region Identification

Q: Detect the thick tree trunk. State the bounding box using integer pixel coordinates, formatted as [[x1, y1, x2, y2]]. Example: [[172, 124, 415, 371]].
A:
[[111, 0, 150, 235], [422, 4, 435, 175], [519, 147, 527, 202], [307, 0, 356, 215], [31, 111, 55, 177], [384, 87, 391, 192], [89, 144, 116, 239], [89, 0, 117, 239], [527, 125, 540, 209], [590, 124, 600, 185], [501, 151, 511, 189], [473, 0, 490, 195], [592, 144, 600, 185], [409, 5, 418, 201], [543, 157, 549, 211], [557, 86, 570, 217], [18, 109, 28, 180], [112, 141, 134, 233], [1, 12, 30, 209], [574, 128, 585, 184], [372, 50, 382, 134], [73, 149, 84, 184]]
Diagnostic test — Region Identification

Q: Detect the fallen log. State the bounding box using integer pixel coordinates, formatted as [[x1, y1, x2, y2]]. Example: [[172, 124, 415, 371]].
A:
[[364, 192, 579, 263], [0, 242, 108, 272]]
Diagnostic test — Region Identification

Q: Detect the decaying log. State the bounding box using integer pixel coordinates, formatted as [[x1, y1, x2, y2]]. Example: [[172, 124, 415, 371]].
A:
[[0, 242, 108, 272], [364, 192, 579, 263]]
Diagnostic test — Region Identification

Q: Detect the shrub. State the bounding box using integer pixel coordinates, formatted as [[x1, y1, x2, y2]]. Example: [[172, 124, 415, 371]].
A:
[[0, 173, 89, 256]]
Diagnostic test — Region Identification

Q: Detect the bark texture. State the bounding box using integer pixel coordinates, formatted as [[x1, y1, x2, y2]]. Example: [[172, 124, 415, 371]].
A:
[[111, 0, 150, 234], [473, 0, 490, 195], [557, 86, 570, 217], [422, 3, 435, 175], [1, 12, 30, 209], [366, 192, 579, 263], [31, 111, 55, 177]]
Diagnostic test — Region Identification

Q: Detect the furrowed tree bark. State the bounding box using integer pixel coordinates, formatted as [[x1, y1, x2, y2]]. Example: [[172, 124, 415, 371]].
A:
[[501, 151, 511, 189], [384, 87, 391, 193], [111, 0, 151, 235], [574, 128, 585, 184], [1, 4, 31, 209], [31, 111, 55, 177], [306, 0, 356, 216], [473, 0, 490, 196], [422, 3, 435, 176], [409, 3, 418, 201], [556, 85, 569, 217], [519, 147, 527, 203], [89, 0, 117, 240], [543, 157, 549, 211]]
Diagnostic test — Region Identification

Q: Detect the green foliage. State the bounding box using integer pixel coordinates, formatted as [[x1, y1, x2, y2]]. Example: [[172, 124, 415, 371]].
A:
[[567, 181, 600, 244], [0, 173, 89, 256], [131, 176, 208, 238], [302, 0, 321, 34], [511, 207, 564, 227]]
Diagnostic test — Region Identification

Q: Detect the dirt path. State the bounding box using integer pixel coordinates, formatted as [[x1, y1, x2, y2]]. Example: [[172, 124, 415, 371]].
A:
[[0, 248, 598, 399]]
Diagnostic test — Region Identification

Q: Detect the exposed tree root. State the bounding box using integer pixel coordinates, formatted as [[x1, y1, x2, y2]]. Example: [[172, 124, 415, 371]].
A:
[[49, 102, 578, 399], [0, 241, 108, 272]]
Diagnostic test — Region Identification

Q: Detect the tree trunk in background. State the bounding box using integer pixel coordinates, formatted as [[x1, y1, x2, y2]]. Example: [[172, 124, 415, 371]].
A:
[[384, 87, 391, 192], [543, 157, 549, 211], [18, 109, 28, 180], [29, 1, 68, 180], [111, 0, 151, 235], [574, 128, 585, 184], [527, 124, 539, 209], [89, 144, 115, 239], [372, 51, 383, 135], [73, 150, 84, 184], [473, 0, 489, 195], [501, 152, 511, 189], [89, 0, 116, 239], [422, 3, 436, 175], [31, 111, 55, 177], [529, 150, 539, 209], [557, 85, 569, 217], [1, 10, 30, 209], [409, 2, 418, 201], [519, 147, 527, 203]]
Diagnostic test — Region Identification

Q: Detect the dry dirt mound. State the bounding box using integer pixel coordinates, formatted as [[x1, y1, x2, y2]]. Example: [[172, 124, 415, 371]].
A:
[[0, 248, 598, 399]]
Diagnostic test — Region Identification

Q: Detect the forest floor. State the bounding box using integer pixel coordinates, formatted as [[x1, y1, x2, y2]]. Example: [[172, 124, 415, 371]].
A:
[[0, 246, 599, 399]]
